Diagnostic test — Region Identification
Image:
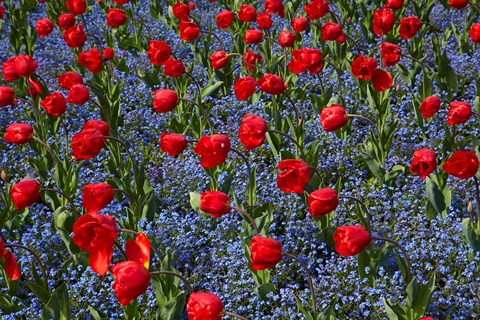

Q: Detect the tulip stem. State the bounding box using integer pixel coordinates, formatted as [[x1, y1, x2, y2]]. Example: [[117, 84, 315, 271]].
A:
[[201, 30, 225, 51], [346, 114, 377, 130], [150, 271, 193, 293], [371, 236, 412, 283], [31, 136, 57, 164], [229, 148, 251, 177], [323, 59, 343, 94], [338, 196, 372, 231], [5, 244, 48, 289], [283, 252, 317, 314], [309, 166, 323, 184], [113, 189, 132, 204], [472, 3, 480, 15], [41, 188, 79, 219], [473, 177, 480, 228], [178, 97, 211, 125], [284, 92, 301, 122], [104, 136, 138, 178], [230, 205, 259, 235], [119, 228, 163, 264], [403, 54, 434, 74], [223, 311, 248, 320], [267, 129, 305, 158], [184, 71, 203, 97], [114, 240, 127, 259]]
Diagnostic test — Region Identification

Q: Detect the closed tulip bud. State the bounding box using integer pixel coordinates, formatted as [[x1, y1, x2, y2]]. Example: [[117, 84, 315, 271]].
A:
[[0, 86, 16, 107], [372, 8, 395, 36], [419, 96, 441, 118], [106, 8, 127, 27], [200, 191, 230, 218], [78, 48, 103, 74], [187, 292, 224, 320], [250, 235, 283, 270], [238, 4, 257, 22], [10, 179, 41, 210], [172, 2, 190, 21], [210, 51, 229, 70], [147, 40, 172, 66], [304, 0, 329, 21], [278, 30, 296, 47], [194, 135, 231, 168], [163, 58, 185, 77], [83, 119, 109, 136], [244, 29, 263, 44], [112, 261, 151, 306], [153, 89, 178, 113], [71, 128, 105, 160], [4, 123, 34, 144], [36, 18, 54, 37], [372, 69, 393, 92], [159, 132, 187, 156], [82, 183, 115, 213], [468, 201, 474, 213], [399, 16, 422, 39], [216, 10, 235, 30], [308, 188, 339, 218], [320, 104, 348, 131], [334, 225, 371, 256], [179, 21, 200, 41], [258, 74, 287, 95], [58, 71, 84, 90], [238, 114, 267, 150], [447, 101, 471, 125], [66, 84, 89, 105], [1, 171, 7, 182], [40, 92, 67, 117], [0, 6, 4, 20], [443, 150, 479, 179], [410, 148, 437, 179], [58, 13, 75, 30], [234, 76, 257, 101], [277, 159, 311, 193], [470, 23, 480, 43]]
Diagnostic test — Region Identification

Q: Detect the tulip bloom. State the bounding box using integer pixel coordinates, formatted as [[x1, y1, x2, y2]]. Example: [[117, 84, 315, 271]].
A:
[[447, 101, 471, 125], [10, 179, 41, 210], [243, 50, 263, 72], [234, 76, 257, 101], [238, 114, 267, 150], [58, 13, 75, 30], [419, 96, 441, 118], [210, 51, 229, 70], [125, 233, 151, 270], [372, 8, 395, 35], [372, 69, 393, 92], [194, 135, 231, 168], [279, 30, 296, 47], [216, 10, 235, 29], [410, 148, 437, 179], [200, 191, 230, 218], [173, 2, 190, 21], [292, 17, 308, 33], [320, 104, 348, 131], [147, 40, 172, 66], [238, 4, 257, 22], [63, 25, 87, 48], [2, 55, 38, 82], [83, 119, 110, 136], [470, 23, 480, 43], [0, 86, 15, 107], [82, 183, 115, 213], [399, 16, 422, 39], [244, 29, 263, 44], [58, 71, 84, 90], [385, 0, 404, 10], [78, 48, 103, 74], [443, 150, 479, 179], [36, 18, 54, 37], [449, 0, 469, 9], [288, 48, 323, 75], [71, 129, 105, 160], [277, 159, 311, 193], [333, 225, 371, 256], [153, 89, 178, 113], [321, 22, 342, 41], [352, 56, 378, 80], [250, 235, 283, 270], [179, 21, 200, 41], [308, 188, 339, 218], [163, 58, 185, 77], [257, 13, 272, 29], [159, 132, 188, 156], [187, 292, 224, 320], [66, 84, 90, 105], [304, 0, 329, 20], [112, 261, 151, 305], [4, 123, 34, 145], [40, 93, 67, 117], [72, 213, 118, 276], [0, 239, 20, 281], [258, 74, 287, 95], [66, 0, 86, 15], [380, 42, 401, 67]]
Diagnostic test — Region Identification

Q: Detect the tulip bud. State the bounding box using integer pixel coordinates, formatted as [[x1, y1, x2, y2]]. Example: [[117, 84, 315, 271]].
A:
[[468, 201, 474, 213], [1, 170, 7, 182]]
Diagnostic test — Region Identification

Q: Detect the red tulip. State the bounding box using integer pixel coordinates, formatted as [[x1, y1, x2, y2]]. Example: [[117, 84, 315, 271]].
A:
[[82, 183, 115, 213], [71, 128, 105, 160], [187, 292, 224, 320], [0, 86, 16, 107], [36, 18, 54, 37], [125, 233, 151, 270], [258, 74, 287, 95], [257, 13, 272, 29], [410, 148, 437, 179], [321, 22, 342, 41], [447, 101, 471, 125], [234, 76, 257, 101], [399, 16, 422, 39], [4, 123, 33, 145], [153, 89, 178, 113], [0, 239, 20, 281], [277, 159, 311, 193], [250, 235, 283, 270], [244, 29, 263, 44], [58, 13, 75, 30], [40, 92, 67, 117], [372, 69, 393, 92], [163, 58, 185, 77], [103, 47, 115, 60], [210, 51, 229, 70], [58, 71, 83, 90], [308, 188, 339, 218], [419, 96, 441, 118], [179, 21, 200, 41], [304, 0, 329, 20], [200, 191, 230, 218], [172, 2, 190, 21], [351, 56, 378, 80], [264, 0, 284, 16], [380, 42, 401, 67], [279, 30, 296, 47], [106, 8, 127, 28], [63, 24, 87, 48], [372, 8, 395, 36], [26, 77, 42, 98], [288, 48, 323, 75], [10, 179, 41, 210], [238, 4, 257, 22], [292, 17, 308, 33], [320, 104, 348, 131], [147, 40, 172, 66], [78, 48, 103, 74], [470, 23, 480, 43], [159, 132, 188, 156], [385, 0, 404, 10], [243, 50, 263, 72], [66, 0, 86, 15], [0, 6, 4, 20], [111, 261, 151, 306], [449, 0, 469, 9], [443, 150, 479, 179], [239, 114, 267, 150], [194, 135, 231, 168], [2, 55, 38, 82], [83, 119, 109, 136], [66, 84, 90, 105], [72, 212, 118, 275], [216, 10, 235, 30], [333, 225, 371, 256]]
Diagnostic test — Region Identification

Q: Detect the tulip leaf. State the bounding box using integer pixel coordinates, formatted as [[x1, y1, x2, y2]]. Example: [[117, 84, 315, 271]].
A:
[[189, 192, 201, 213], [156, 292, 186, 320], [42, 283, 71, 320], [293, 294, 314, 320], [201, 81, 224, 97], [88, 305, 109, 320], [425, 177, 446, 215], [461, 218, 480, 251]]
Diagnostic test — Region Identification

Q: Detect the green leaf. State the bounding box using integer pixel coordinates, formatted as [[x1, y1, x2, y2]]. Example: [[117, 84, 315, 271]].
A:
[[425, 177, 446, 215], [254, 282, 275, 300], [42, 283, 71, 320], [293, 294, 314, 320], [405, 274, 436, 318], [461, 218, 480, 251], [156, 293, 186, 320], [88, 305, 109, 320], [189, 192, 201, 213], [201, 81, 224, 97]]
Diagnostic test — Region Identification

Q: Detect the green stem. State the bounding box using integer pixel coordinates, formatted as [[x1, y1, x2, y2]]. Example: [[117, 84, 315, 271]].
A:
[[283, 252, 317, 314], [150, 271, 193, 293]]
